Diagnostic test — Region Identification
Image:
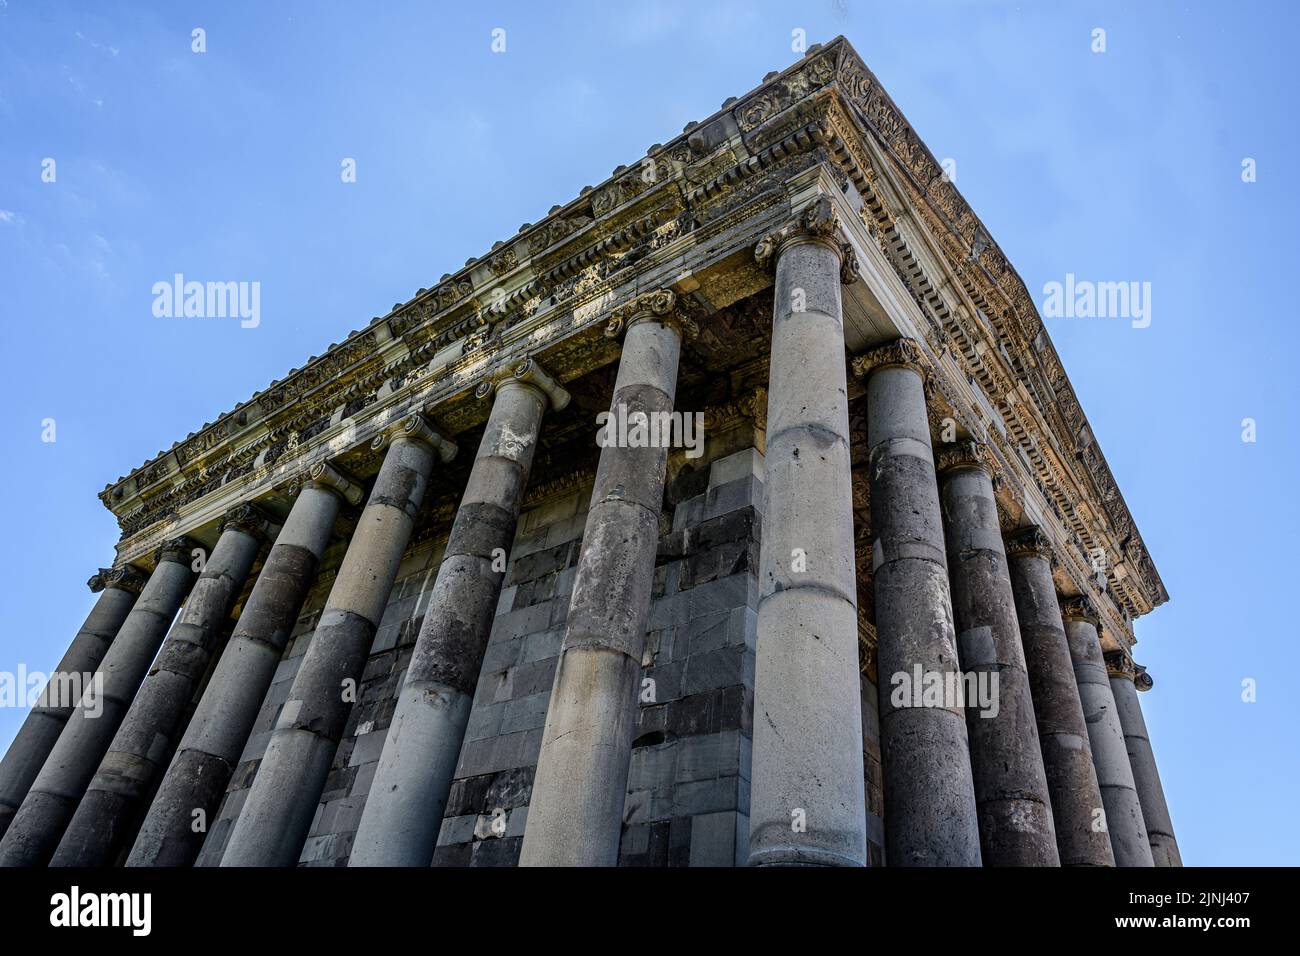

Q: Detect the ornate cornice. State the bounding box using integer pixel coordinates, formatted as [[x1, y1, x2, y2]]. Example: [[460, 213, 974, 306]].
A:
[[1059, 596, 1099, 626]]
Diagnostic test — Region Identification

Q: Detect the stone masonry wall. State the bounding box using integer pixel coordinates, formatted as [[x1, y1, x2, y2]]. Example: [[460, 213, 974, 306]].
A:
[[196, 445, 883, 867]]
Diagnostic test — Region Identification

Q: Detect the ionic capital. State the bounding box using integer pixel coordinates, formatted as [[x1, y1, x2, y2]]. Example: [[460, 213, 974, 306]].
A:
[[1004, 525, 1056, 564], [88, 564, 147, 596], [219, 502, 274, 542], [753, 196, 859, 285], [475, 356, 571, 412], [604, 288, 697, 341], [851, 337, 930, 382], [1135, 664, 1154, 692], [306, 460, 364, 506], [372, 413, 458, 463], [1104, 650, 1139, 683], [936, 440, 993, 477], [155, 536, 201, 567], [1059, 595, 1099, 626]]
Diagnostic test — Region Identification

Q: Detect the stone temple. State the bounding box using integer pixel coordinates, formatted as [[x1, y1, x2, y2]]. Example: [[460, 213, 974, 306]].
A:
[[0, 36, 1178, 868]]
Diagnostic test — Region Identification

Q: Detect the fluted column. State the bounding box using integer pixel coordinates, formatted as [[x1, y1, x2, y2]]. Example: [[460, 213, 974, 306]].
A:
[[1061, 598, 1154, 867], [851, 339, 981, 866], [0, 565, 145, 841], [0, 540, 197, 867], [352, 359, 568, 867], [1107, 654, 1182, 866], [1004, 528, 1114, 866], [747, 197, 866, 867], [937, 443, 1057, 865], [520, 290, 686, 867], [220, 414, 455, 867], [128, 464, 361, 867], [52, 506, 269, 866]]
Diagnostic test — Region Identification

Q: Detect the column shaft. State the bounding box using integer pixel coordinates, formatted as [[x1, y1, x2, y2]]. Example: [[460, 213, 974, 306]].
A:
[[939, 454, 1058, 865], [51, 514, 266, 866], [219, 418, 451, 866], [520, 297, 682, 867], [1005, 533, 1114, 866], [1062, 604, 1154, 867], [749, 230, 865, 867], [127, 477, 351, 867], [352, 366, 561, 867], [0, 546, 195, 867], [853, 340, 981, 866], [1108, 662, 1182, 866], [0, 569, 141, 841]]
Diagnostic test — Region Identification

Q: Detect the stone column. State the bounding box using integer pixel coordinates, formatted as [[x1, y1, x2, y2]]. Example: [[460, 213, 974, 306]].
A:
[[850, 339, 981, 867], [937, 443, 1058, 865], [50, 505, 272, 866], [0, 539, 197, 867], [1004, 528, 1114, 867], [352, 360, 568, 867], [519, 289, 686, 867], [0, 565, 145, 842], [127, 464, 361, 867], [1061, 597, 1154, 867], [219, 414, 455, 867], [747, 197, 866, 868], [1107, 653, 1182, 867]]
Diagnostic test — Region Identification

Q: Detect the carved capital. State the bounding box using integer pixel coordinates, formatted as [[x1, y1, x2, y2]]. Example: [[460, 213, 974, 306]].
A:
[[604, 288, 696, 341], [307, 460, 364, 506], [476, 357, 571, 412], [754, 196, 856, 285], [1135, 664, 1154, 692], [1059, 595, 1099, 626], [219, 502, 273, 542], [851, 337, 930, 382], [372, 413, 458, 463], [89, 564, 147, 596], [155, 536, 200, 567], [1004, 525, 1055, 563], [936, 440, 992, 476], [1104, 650, 1138, 682]]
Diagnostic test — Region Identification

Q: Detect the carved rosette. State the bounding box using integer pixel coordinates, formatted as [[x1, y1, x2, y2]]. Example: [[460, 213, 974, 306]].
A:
[[1004, 525, 1056, 565], [1104, 650, 1139, 683], [218, 502, 274, 542], [936, 439, 993, 476], [1059, 595, 1099, 626], [477, 356, 571, 412], [371, 413, 458, 463], [753, 196, 859, 285], [850, 337, 930, 383], [604, 288, 697, 341], [88, 565, 147, 596], [307, 460, 364, 506]]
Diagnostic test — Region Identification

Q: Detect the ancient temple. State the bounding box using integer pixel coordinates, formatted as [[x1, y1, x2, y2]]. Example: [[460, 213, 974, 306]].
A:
[[0, 36, 1178, 868]]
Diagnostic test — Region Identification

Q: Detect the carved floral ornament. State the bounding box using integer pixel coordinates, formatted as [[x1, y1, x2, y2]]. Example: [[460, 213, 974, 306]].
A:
[[753, 196, 860, 285], [603, 288, 698, 341]]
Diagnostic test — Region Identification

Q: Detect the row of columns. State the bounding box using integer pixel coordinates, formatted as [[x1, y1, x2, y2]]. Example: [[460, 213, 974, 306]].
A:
[[0, 197, 1180, 869]]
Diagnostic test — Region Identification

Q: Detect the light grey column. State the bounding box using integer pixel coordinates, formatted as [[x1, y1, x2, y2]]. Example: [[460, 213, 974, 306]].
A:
[[938, 443, 1058, 866], [0, 565, 145, 842], [748, 197, 866, 868], [220, 414, 455, 867], [851, 339, 981, 867], [128, 464, 361, 867], [51, 506, 271, 866], [1107, 653, 1182, 867], [351, 360, 567, 867], [1061, 598, 1154, 867], [0, 539, 197, 867], [1004, 528, 1114, 867], [520, 289, 686, 867]]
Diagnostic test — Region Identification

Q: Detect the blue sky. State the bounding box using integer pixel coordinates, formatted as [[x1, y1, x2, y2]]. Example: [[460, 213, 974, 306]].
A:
[[1, 1, 1295, 866]]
